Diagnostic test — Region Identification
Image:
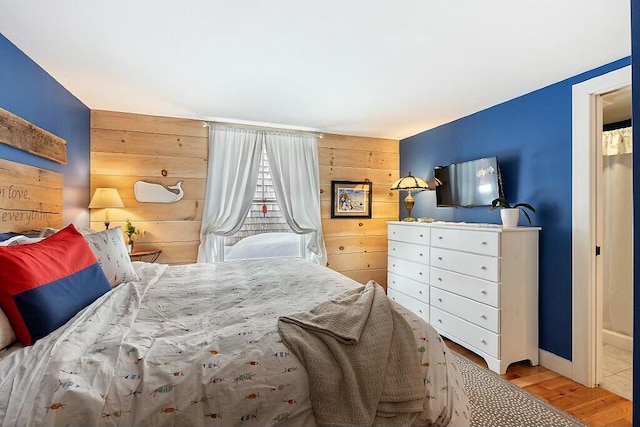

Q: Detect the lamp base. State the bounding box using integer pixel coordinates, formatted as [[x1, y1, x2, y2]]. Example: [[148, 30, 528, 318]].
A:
[[402, 192, 416, 222]]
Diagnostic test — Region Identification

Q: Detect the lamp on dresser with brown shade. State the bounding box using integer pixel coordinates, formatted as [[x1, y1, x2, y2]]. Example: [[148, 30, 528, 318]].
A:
[[89, 188, 124, 229], [390, 173, 429, 222]]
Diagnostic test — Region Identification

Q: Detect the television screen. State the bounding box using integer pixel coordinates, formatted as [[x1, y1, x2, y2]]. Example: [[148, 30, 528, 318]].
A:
[[435, 156, 503, 207]]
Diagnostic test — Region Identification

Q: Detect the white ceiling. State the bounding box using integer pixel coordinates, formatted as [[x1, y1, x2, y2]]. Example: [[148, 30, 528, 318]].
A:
[[0, 1, 631, 140]]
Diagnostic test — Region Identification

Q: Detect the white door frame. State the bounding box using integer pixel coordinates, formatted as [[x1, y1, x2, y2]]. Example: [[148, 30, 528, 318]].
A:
[[571, 65, 631, 387]]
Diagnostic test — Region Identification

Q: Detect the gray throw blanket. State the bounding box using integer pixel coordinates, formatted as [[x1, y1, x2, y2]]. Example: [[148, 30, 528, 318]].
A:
[[278, 281, 425, 427]]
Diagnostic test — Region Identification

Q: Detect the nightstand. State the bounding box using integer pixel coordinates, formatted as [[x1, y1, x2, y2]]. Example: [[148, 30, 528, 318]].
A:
[[129, 249, 162, 263]]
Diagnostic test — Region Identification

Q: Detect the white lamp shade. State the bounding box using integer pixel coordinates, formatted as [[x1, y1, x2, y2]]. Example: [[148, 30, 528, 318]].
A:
[[89, 188, 124, 209], [390, 173, 430, 191]]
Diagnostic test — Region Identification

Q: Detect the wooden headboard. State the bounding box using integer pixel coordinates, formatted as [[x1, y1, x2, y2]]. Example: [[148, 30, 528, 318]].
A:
[[0, 107, 65, 234], [0, 159, 63, 233]]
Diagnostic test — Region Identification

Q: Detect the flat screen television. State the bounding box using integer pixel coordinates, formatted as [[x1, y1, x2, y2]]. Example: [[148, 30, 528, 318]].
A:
[[435, 156, 504, 207]]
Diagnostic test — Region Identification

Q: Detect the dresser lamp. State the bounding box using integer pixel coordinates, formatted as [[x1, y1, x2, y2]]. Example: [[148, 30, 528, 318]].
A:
[[88, 188, 124, 229], [390, 173, 430, 222]]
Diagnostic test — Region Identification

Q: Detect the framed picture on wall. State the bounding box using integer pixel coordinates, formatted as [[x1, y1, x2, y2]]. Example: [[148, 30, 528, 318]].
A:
[[331, 180, 372, 218]]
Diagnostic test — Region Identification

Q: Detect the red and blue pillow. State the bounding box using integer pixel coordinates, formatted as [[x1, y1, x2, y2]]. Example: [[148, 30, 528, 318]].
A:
[[0, 224, 111, 345]]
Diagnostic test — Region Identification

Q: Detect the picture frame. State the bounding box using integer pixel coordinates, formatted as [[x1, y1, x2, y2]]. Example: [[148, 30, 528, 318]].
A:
[[331, 180, 372, 218]]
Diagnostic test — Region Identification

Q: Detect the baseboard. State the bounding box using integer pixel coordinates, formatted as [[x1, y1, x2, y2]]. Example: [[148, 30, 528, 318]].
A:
[[602, 329, 633, 352], [539, 348, 573, 379]]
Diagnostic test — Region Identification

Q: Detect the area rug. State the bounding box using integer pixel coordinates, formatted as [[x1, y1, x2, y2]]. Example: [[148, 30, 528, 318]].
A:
[[450, 351, 587, 427]]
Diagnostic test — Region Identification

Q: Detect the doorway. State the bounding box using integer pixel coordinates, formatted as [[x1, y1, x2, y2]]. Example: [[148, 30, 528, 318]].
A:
[[571, 65, 631, 388], [598, 86, 633, 400]]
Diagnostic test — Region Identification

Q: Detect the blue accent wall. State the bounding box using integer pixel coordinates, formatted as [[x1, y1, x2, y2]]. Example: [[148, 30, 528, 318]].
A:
[[0, 33, 90, 226], [400, 57, 631, 362]]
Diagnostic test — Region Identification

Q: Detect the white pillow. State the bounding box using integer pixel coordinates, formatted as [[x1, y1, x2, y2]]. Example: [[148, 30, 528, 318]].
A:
[[0, 308, 16, 350], [39, 227, 58, 238], [0, 235, 43, 246], [226, 232, 301, 260], [83, 226, 139, 287], [40, 226, 98, 237]]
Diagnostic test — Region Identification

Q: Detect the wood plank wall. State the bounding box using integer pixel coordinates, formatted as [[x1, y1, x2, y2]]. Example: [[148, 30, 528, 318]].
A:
[[90, 110, 207, 264], [90, 110, 399, 287], [319, 134, 399, 288]]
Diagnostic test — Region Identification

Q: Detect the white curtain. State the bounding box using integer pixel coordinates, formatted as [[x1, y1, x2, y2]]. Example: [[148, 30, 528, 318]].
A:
[[197, 126, 263, 263], [265, 132, 327, 266], [198, 125, 326, 266], [602, 126, 632, 156]]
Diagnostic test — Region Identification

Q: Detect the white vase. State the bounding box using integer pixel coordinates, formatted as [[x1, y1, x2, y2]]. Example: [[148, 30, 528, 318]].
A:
[[500, 208, 520, 228]]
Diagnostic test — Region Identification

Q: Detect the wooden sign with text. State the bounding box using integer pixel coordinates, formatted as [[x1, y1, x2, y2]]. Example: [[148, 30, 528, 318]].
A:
[[0, 159, 63, 233], [0, 107, 67, 164]]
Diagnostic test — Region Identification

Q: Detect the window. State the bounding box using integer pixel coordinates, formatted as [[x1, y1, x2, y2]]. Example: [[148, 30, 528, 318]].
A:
[[224, 146, 292, 246]]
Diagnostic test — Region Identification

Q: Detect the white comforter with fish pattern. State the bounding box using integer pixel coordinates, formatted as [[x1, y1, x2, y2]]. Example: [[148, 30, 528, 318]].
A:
[[0, 258, 469, 426]]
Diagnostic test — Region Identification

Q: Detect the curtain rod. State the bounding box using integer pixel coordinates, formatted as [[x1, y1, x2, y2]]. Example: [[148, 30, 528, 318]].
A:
[[202, 121, 323, 139]]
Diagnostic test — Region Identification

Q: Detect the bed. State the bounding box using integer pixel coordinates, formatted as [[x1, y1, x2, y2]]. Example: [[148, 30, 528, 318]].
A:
[[0, 225, 469, 427]]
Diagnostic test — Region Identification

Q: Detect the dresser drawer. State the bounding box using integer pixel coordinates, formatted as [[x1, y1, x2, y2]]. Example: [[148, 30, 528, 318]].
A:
[[430, 287, 499, 333], [388, 288, 429, 321], [430, 267, 499, 307], [388, 223, 430, 246], [431, 228, 500, 256], [387, 272, 429, 304], [430, 307, 499, 358], [430, 247, 499, 282], [388, 240, 429, 264], [388, 256, 429, 284]]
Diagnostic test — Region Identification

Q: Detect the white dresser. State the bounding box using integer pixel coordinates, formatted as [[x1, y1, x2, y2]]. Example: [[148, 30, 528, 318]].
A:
[[387, 221, 540, 374]]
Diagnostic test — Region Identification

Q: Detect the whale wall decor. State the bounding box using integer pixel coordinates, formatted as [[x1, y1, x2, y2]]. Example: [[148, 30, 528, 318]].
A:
[[134, 180, 184, 203]]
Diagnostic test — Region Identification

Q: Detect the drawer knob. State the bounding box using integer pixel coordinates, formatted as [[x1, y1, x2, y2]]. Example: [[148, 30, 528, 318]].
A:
[[481, 314, 487, 319], [418, 290, 423, 294], [481, 266, 487, 270], [419, 310, 423, 314], [438, 277, 442, 281], [437, 319, 442, 323], [438, 298, 443, 302], [481, 339, 487, 345], [481, 241, 487, 245], [481, 290, 487, 295], [419, 234, 423, 237], [438, 236, 443, 240], [393, 248, 396, 251], [419, 253, 423, 257], [419, 272, 423, 276], [438, 257, 443, 261]]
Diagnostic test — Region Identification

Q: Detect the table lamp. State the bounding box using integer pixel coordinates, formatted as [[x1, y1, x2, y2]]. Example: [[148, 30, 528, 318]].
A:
[[390, 173, 430, 221], [89, 188, 124, 229]]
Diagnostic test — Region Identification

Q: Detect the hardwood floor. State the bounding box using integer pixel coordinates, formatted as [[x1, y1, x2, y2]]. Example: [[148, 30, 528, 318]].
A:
[[444, 339, 633, 426]]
